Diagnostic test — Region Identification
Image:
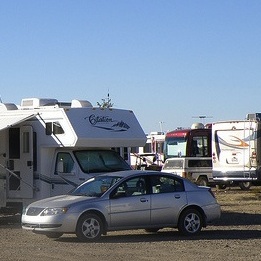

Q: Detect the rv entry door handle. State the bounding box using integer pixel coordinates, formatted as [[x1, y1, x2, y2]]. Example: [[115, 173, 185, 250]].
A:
[[27, 161, 33, 167]]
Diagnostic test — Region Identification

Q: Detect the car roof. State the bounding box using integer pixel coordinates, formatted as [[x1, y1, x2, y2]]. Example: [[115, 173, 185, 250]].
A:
[[99, 170, 181, 179]]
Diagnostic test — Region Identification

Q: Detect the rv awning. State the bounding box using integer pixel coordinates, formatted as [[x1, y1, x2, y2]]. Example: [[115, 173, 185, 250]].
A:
[[0, 112, 38, 131]]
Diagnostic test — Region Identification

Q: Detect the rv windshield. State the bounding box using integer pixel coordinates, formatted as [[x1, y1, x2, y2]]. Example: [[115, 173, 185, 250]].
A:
[[163, 137, 187, 159], [74, 150, 131, 174]]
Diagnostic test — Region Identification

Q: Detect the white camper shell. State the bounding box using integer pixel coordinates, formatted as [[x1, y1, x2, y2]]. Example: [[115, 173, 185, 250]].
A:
[[0, 98, 146, 210], [212, 115, 261, 183]]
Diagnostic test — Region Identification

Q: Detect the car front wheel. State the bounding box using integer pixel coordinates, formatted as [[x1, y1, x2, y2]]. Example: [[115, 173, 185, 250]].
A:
[[76, 213, 103, 242], [178, 209, 203, 236]]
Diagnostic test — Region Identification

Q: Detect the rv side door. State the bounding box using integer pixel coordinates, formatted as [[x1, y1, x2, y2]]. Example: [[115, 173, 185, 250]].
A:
[[8, 126, 34, 199]]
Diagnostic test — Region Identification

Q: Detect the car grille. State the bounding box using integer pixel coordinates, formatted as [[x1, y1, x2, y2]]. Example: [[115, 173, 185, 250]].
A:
[[22, 223, 62, 228], [26, 207, 45, 216]]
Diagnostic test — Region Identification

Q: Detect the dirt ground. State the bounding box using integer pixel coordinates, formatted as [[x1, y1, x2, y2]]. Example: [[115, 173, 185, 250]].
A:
[[1, 186, 261, 261]]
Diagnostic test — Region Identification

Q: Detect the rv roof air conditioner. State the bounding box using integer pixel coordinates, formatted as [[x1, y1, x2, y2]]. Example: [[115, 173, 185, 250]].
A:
[[191, 123, 205, 129], [0, 103, 18, 111], [71, 99, 93, 108], [21, 98, 59, 109], [246, 113, 261, 121]]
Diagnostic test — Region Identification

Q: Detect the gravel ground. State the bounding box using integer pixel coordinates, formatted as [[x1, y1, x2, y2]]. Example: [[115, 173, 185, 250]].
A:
[[1, 186, 261, 261]]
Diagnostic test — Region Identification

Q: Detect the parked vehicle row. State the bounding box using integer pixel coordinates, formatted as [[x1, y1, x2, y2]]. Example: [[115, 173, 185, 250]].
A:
[[162, 115, 261, 190]]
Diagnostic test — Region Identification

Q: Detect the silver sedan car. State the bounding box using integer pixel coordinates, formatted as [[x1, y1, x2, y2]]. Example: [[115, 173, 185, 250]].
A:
[[22, 170, 221, 241]]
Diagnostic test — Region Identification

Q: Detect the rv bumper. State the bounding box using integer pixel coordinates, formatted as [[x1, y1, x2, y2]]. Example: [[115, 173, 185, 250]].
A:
[[212, 170, 258, 181]]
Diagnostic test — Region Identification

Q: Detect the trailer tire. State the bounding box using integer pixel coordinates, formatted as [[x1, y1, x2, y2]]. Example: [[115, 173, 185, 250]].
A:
[[238, 182, 251, 190], [196, 176, 208, 187]]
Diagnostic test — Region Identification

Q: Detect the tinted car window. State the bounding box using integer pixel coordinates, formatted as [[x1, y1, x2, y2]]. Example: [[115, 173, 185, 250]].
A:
[[150, 175, 184, 194], [112, 176, 147, 197]]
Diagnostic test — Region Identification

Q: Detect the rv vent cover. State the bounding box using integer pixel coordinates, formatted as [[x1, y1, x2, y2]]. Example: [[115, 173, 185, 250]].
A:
[[191, 123, 205, 129], [21, 98, 58, 108], [71, 99, 93, 108], [0, 103, 18, 111], [246, 113, 261, 121]]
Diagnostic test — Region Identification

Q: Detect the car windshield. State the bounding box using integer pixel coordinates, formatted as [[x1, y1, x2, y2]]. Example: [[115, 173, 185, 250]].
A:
[[70, 175, 122, 197], [74, 150, 131, 173]]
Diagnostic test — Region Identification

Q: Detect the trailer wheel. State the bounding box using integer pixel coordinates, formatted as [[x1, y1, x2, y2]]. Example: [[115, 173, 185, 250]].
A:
[[238, 182, 251, 190], [196, 177, 208, 187]]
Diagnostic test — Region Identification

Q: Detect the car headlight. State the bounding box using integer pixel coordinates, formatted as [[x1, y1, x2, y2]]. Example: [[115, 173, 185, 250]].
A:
[[41, 207, 68, 216]]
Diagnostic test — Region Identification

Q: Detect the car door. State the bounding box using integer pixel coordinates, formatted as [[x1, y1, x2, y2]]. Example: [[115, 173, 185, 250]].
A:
[[150, 174, 187, 226], [108, 176, 150, 229]]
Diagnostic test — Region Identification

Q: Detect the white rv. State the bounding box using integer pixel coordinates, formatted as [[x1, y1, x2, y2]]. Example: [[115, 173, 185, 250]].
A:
[[212, 114, 261, 187], [0, 98, 146, 211]]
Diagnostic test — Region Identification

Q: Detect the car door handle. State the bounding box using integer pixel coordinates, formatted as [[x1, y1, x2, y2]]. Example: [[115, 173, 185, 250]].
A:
[[140, 198, 148, 202], [174, 194, 181, 199]]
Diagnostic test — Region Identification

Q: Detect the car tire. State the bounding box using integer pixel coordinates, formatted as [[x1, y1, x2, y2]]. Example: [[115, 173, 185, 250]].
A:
[[178, 208, 203, 236], [196, 177, 208, 187], [216, 184, 227, 190], [76, 213, 103, 242], [238, 181, 251, 190], [45, 232, 63, 239]]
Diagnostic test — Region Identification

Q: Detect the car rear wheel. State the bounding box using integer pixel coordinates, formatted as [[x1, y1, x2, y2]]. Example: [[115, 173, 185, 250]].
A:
[[178, 208, 203, 236], [196, 176, 208, 187], [76, 213, 103, 242], [238, 181, 251, 190]]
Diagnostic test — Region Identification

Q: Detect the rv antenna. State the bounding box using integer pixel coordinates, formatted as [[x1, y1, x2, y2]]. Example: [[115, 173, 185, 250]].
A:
[[192, 115, 213, 123], [159, 121, 164, 134]]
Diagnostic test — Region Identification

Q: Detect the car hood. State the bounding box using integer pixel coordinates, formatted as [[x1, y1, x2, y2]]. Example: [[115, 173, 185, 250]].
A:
[[28, 195, 99, 208]]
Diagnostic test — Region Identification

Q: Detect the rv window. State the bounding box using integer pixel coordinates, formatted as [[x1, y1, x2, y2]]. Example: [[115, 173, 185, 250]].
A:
[[46, 123, 52, 135], [55, 152, 75, 174], [46, 122, 64, 135], [53, 122, 64, 134], [22, 132, 30, 153], [191, 136, 209, 157]]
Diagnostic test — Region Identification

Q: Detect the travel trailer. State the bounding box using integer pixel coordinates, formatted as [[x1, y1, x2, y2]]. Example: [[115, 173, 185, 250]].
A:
[[162, 123, 213, 186], [0, 98, 146, 211], [212, 113, 261, 187]]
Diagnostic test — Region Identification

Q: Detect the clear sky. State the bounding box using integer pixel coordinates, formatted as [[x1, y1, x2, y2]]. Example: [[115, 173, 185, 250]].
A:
[[1, 0, 261, 134]]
